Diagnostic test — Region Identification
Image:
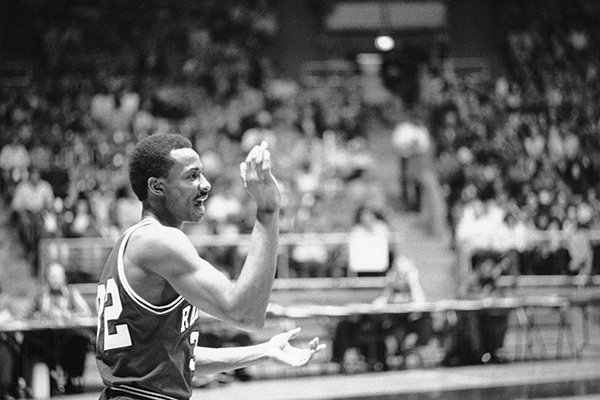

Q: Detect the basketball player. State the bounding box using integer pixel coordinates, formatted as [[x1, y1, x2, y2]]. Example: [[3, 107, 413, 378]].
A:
[[96, 134, 323, 400]]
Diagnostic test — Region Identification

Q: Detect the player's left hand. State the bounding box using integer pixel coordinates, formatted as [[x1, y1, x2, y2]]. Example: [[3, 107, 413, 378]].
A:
[[267, 327, 326, 367], [240, 141, 281, 213]]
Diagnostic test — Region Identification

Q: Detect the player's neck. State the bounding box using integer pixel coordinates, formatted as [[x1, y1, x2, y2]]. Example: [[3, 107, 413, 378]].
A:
[[140, 206, 183, 229]]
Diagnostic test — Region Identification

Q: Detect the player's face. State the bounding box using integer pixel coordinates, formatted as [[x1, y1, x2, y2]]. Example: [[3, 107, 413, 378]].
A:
[[162, 148, 211, 225]]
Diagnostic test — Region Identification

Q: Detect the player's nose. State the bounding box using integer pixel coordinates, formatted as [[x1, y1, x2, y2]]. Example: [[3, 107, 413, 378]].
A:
[[199, 175, 211, 193]]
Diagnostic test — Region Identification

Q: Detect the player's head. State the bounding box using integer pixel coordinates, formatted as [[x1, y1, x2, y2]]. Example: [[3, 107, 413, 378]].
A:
[[129, 133, 211, 225], [129, 134, 193, 201]]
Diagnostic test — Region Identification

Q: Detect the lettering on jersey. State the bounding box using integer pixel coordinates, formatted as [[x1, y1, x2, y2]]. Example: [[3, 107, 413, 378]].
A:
[[181, 305, 200, 332]]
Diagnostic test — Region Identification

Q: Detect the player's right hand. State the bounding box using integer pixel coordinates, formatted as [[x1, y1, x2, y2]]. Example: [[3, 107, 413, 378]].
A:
[[267, 327, 326, 367], [240, 141, 281, 213]]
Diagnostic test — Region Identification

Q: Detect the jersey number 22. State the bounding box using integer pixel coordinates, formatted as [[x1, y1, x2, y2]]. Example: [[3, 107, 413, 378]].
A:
[[97, 278, 133, 350]]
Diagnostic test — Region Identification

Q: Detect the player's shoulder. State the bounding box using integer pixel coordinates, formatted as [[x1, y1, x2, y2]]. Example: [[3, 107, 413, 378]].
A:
[[129, 223, 189, 255]]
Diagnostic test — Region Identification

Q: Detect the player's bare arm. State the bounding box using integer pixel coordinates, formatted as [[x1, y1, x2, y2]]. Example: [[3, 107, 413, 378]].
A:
[[124, 225, 263, 330], [194, 328, 326, 376], [126, 142, 281, 330]]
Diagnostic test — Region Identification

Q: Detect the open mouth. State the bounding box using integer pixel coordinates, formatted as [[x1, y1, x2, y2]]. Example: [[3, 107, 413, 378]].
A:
[[194, 196, 208, 210]]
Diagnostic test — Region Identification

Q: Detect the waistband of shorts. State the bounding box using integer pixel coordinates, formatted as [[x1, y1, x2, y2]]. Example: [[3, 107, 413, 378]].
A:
[[103, 386, 188, 400]]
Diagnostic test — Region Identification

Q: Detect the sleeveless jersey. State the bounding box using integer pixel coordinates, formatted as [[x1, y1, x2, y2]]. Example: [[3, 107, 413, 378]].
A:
[[96, 219, 201, 400]]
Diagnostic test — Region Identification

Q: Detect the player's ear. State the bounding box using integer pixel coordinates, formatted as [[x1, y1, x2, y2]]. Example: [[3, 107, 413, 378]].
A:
[[148, 177, 164, 196]]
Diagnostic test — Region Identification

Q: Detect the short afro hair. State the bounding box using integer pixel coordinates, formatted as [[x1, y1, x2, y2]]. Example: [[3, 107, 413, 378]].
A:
[[128, 133, 193, 201]]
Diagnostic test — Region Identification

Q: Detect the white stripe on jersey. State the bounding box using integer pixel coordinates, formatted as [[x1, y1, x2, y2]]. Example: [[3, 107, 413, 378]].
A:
[[111, 385, 182, 400], [117, 219, 185, 315]]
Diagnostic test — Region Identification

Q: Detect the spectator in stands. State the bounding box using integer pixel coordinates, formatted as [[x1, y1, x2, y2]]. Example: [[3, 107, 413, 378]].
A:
[[347, 205, 392, 277], [111, 184, 142, 235], [289, 194, 337, 278], [21, 262, 93, 395], [88, 181, 117, 238], [331, 206, 393, 372], [566, 228, 593, 277], [528, 216, 570, 275], [0, 135, 31, 201], [64, 196, 102, 238], [10, 167, 55, 274]]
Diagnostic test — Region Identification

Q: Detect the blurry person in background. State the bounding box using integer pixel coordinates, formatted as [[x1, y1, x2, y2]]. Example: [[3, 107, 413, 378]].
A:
[[332, 247, 432, 372], [21, 262, 93, 395], [10, 167, 55, 275], [392, 107, 446, 236], [65, 195, 102, 238], [0, 135, 31, 202], [0, 282, 21, 400], [373, 252, 426, 304], [529, 216, 570, 275], [290, 194, 332, 278], [348, 205, 392, 277], [391, 108, 431, 212], [89, 181, 116, 238], [443, 256, 512, 366], [566, 227, 593, 278], [373, 249, 433, 368], [111, 184, 142, 235]]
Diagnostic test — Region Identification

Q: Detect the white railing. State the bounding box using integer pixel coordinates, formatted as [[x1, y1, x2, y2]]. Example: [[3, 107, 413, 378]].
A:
[[38, 232, 400, 282], [455, 229, 600, 293], [38, 229, 600, 292]]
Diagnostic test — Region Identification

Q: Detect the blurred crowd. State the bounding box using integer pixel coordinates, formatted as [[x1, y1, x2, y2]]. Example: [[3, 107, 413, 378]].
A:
[[0, 0, 382, 279], [1, 0, 600, 281], [425, 0, 600, 277]]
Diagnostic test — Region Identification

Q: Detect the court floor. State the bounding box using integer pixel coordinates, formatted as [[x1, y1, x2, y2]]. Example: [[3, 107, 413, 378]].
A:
[[55, 358, 600, 400]]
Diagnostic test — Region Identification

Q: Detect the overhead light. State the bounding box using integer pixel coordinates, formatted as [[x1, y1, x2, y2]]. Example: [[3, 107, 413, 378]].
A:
[[374, 34, 395, 52]]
